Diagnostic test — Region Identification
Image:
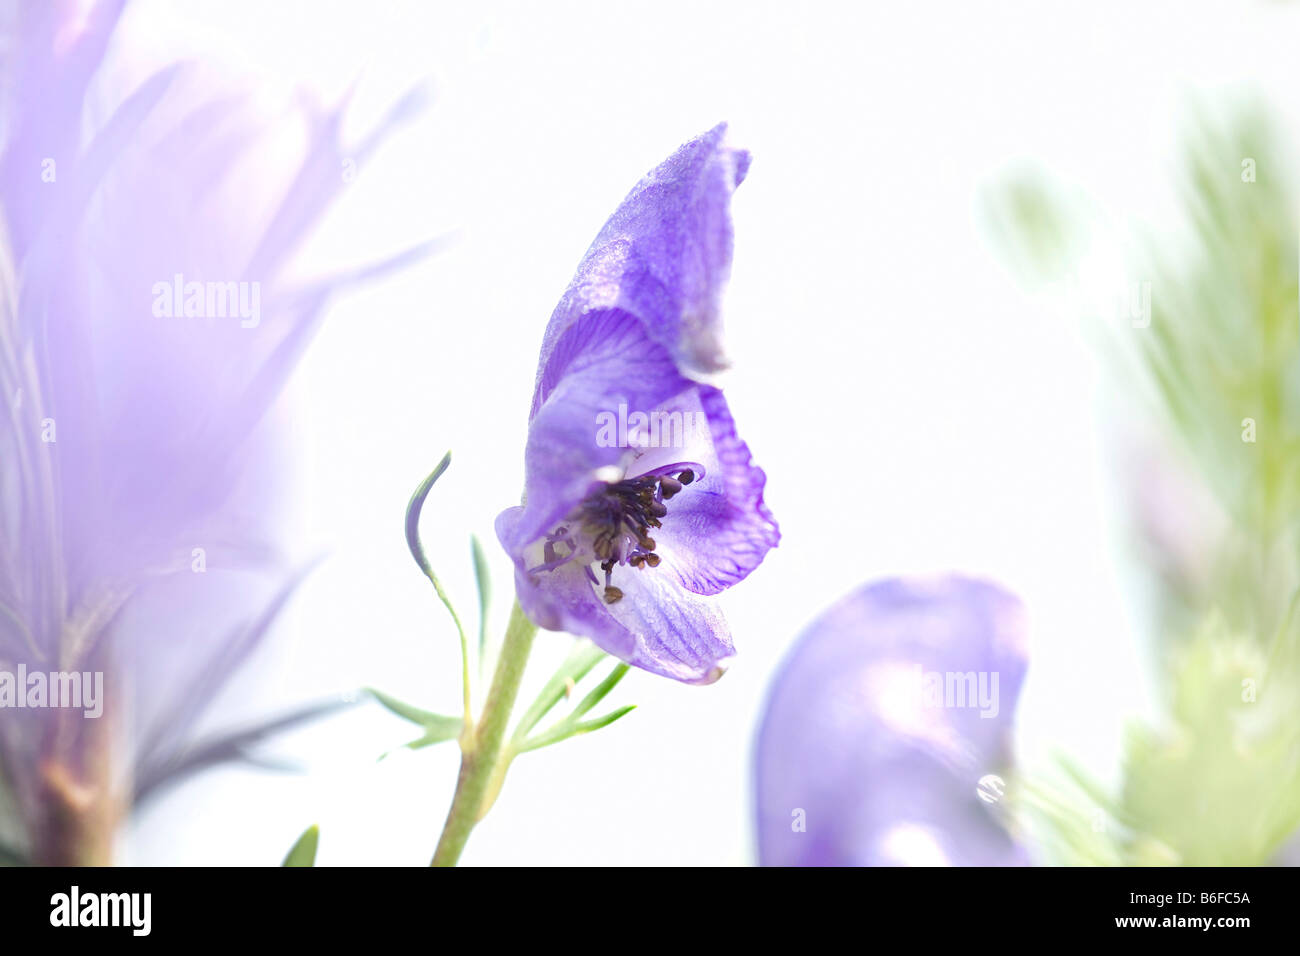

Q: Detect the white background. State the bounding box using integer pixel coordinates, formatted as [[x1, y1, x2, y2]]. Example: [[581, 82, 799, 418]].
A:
[[113, 1, 1300, 865]]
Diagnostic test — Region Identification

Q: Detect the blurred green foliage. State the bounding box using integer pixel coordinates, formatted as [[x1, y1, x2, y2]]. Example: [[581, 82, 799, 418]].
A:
[[988, 102, 1300, 865]]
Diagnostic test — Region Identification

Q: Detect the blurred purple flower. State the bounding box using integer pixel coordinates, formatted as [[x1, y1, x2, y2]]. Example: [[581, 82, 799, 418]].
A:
[[496, 125, 778, 684], [0, 0, 425, 862], [755, 576, 1030, 866]]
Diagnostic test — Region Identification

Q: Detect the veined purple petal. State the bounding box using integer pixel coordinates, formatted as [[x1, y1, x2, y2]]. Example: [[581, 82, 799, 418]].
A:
[[530, 122, 749, 418], [754, 576, 1030, 866], [499, 309, 694, 557], [651, 386, 778, 596], [507, 558, 733, 685]]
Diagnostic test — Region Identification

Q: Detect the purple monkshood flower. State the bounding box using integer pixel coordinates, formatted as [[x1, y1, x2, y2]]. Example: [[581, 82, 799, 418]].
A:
[[0, 1, 423, 863], [496, 125, 779, 684], [755, 576, 1030, 866]]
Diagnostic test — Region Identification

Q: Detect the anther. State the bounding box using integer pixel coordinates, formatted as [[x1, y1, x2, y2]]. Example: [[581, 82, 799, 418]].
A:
[[543, 464, 703, 604]]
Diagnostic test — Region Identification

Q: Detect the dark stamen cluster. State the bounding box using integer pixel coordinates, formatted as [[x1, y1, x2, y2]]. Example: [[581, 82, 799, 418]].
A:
[[577, 468, 695, 604]]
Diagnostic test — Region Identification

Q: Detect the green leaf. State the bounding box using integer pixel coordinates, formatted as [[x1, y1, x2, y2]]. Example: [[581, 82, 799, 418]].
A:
[[282, 825, 319, 867], [572, 704, 636, 735], [512, 658, 631, 754], [1116, 618, 1300, 865], [1012, 774, 1123, 867], [979, 169, 1088, 285], [511, 640, 608, 741], [569, 663, 630, 723], [405, 451, 452, 582], [1057, 754, 1126, 821], [520, 705, 636, 753], [404, 454, 472, 714], [367, 688, 461, 740], [471, 534, 491, 664], [380, 727, 462, 760]]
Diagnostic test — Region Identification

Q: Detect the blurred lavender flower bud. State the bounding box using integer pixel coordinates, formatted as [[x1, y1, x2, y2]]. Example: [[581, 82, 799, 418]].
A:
[[755, 576, 1030, 866], [0, 0, 426, 863]]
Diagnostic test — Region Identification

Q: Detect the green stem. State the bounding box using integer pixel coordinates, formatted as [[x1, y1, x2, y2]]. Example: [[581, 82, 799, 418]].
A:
[[431, 600, 537, 866]]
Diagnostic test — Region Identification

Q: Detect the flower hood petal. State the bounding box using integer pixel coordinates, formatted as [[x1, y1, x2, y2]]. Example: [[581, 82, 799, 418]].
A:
[[530, 122, 749, 419]]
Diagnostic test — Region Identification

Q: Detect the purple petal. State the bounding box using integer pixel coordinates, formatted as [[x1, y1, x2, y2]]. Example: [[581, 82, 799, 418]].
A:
[[0, 0, 126, 255], [499, 308, 694, 557], [629, 385, 778, 595], [506, 558, 734, 685], [754, 576, 1030, 866], [530, 122, 749, 418], [496, 333, 773, 681]]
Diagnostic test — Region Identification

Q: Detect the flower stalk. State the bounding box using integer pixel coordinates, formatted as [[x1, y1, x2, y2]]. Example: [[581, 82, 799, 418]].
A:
[[431, 601, 537, 866]]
